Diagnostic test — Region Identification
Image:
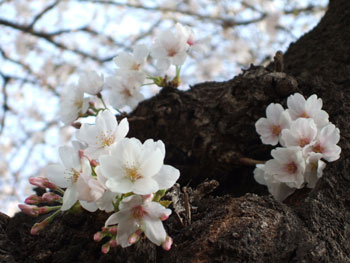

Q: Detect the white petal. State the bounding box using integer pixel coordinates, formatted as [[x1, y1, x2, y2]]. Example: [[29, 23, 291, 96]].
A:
[[80, 201, 98, 212], [253, 164, 267, 185], [266, 103, 284, 124], [59, 146, 80, 170], [45, 164, 70, 188], [144, 202, 171, 219], [139, 148, 164, 177], [61, 184, 78, 211], [106, 178, 133, 194], [141, 215, 166, 246], [152, 165, 180, 189], [132, 178, 159, 195]]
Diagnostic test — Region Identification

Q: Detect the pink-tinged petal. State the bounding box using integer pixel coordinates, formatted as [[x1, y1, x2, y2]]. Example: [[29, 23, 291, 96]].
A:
[[139, 149, 164, 178], [141, 215, 167, 246], [305, 95, 322, 111], [152, 165, 180, 189], [105, 211, 125, 226], [287, 93, 306, 118], [114, 52, 133, 69], [117, 220, 139, 248], [106, 178, 133, 194], [132, 178, 158, 195], [323, 145, 341, 162], [268, 182, 295, 202], [144, 202, 171, 220], [80, 201, 98, 212], [261, 135, 279, 146], [312, 110, 329, 128], [266, 103, 284, 124], [45, 164, 70, 188], [255, 118, 272, 135], [59, 146, 80, 170], [319, 123, 340, 144], [61, 184, 78, 211]]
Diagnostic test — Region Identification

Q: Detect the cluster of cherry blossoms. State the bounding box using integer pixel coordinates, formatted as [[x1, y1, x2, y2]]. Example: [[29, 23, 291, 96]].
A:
[[18, 22, 208, 253], [254, 93, 341, 201], [59, 23, 209, 125]]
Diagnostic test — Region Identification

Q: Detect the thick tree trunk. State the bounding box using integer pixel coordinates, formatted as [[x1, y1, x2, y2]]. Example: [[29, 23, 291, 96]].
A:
[[2, 0, 350, 262]]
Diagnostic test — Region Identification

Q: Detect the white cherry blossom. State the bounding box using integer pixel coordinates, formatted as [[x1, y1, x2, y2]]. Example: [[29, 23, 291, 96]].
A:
[[60, 85, 89, 125], [175, 23, 210, 55], [76, 110, 129, 159], [78, 70, 104, 95], [105, 195, 171, 247], [114, 44, 148, 78], [255, 103, 291, 145], [304, 122, 341, 162], [254, 164, 295, 202], [150, 27, 188, 71], [287, 93, 329, 128], [281, 118, 317, 148], [45, 144, 98, 211], [99, 138, 180, 195], [264, 147, 306, 189], [105, 73, 144, 110]]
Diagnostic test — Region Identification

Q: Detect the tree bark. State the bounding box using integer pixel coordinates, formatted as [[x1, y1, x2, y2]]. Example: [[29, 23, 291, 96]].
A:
[[2, 0, 350, 262]]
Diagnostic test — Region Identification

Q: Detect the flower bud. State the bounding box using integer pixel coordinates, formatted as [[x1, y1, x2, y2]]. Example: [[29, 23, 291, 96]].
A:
[[109, 239, 118, 248], [30, 220, 48, 235], [29, 177, 57, 189], [128, 229, 143, 245], [162, 236, 173, 251], [71, 122, 82, 129], [101, 242, 110, 254], [42, 192, 61, 203], [18, 204, 39, 217], [25, 195, 43, 205], [108, 226, 117, 235], [90, 159, 99, 167], [93, 232, 104, 242]]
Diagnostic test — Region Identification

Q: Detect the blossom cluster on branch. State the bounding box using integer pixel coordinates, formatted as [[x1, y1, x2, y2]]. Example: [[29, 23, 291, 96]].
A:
[[254, 93, 341, 201], [18, 22, 208, 253]]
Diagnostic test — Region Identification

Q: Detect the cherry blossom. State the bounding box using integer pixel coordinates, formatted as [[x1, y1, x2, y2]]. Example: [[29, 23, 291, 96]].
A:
[[281, 118, 317, 148], [76, 110, 129, 159], [287, 93, 329, 128], [99, 138, 180, 195], [105, 195, 172, 248], [255, 103, 291, 145], [254, 164, 295, 202], [78, 70, 104, 95], [105, 73, 144, 110], [60, 85, 89, 125], [150, 26, 189, 71], [264, 147, 306, 189], [304, 153, 326, 188], [304, 122, 341, 162], [175, 23, 210, 55], [114, 44, 148, 78]]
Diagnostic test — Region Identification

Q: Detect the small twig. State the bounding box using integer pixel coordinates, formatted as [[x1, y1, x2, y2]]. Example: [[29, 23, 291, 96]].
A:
[[182, 186, 191, 226], [239, 157, 265, 166]]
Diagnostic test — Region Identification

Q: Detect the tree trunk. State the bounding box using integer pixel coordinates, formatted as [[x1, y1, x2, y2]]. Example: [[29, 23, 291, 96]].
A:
[[2, 0, 350, 262]]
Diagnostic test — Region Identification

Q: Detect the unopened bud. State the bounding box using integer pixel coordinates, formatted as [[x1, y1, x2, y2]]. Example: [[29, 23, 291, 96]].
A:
[[162, 236, 173, 251], [101, 242, 110, 254], [161, 213, 169, 221], [109, 239, 118, 248], [18, 204, 39, 217], [42, 192, 61, 203], [93, 232, 104, 242], [108, 226, 117, 235], [30, 220, 48, 235], [128, 229, 142, 245], [25, 195, 43, 205], [29, 177, 57, 189]]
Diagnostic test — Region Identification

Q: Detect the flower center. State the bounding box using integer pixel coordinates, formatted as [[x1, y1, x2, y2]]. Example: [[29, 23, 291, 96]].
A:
[[167, 48, 177, 57], [72, 169, 80, 183], [285, 162, 298, 174], [122, 88, 132, 98], [271, 125, 281, 136], [299, 112, 309, 118], [299, 138, 310, 147], [132, 205, 147, 219], [131, 63, 141, 71], [99, 133, 115, 147], [74, 99, 83, 109], [313, 143, 324, 153], [125, 167, 143, 182]]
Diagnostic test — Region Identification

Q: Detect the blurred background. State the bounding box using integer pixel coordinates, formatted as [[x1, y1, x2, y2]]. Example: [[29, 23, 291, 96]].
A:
[[0, 0, 327, 215]]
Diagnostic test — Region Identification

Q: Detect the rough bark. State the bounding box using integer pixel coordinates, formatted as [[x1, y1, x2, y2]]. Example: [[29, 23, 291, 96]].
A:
[[2, 0, 350, 262]]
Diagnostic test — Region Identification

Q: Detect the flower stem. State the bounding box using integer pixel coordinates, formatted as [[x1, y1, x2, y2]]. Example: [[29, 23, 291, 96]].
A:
[[239, 157, 265, 166]]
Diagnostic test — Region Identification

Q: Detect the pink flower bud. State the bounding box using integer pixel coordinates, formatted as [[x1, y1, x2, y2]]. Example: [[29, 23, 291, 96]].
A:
[[42, 192, 60, 203], [29, 177, 57, 189], [128, 229, 142, 245], [162, 236, 173, 251], [101, 242, 110, 254], [109, 239, 118, 248], [108, 226, 117, 235], [30, 220, 48, 235], [25, 195, 42, 205], [93, 232, 103, 242], [18, 204, 39, 217]]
